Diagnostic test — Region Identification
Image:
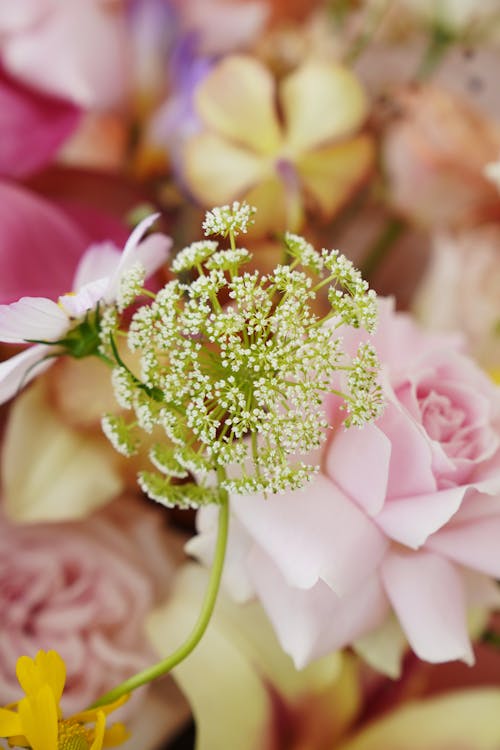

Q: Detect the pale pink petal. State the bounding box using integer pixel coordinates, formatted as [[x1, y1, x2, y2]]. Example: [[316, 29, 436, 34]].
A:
[[250, 548, 389, 668], [0, 182, 88, 304], [2, 1, 130, 110], [375, 485, 467, 548], [381, 550, 473, 665], [234, 475, 388, 595], [58, 279, 108, 318], [0, 297, 68, 343], [0, 69, 80, 178], [380, 400, 438, 498], [324, 422, 391, 516], [0, 344, 54, 405], [72, 242, 121, 290], [427, 516, 500, 578], [104, 214, 170, 302], [0, 1, 50, 32]]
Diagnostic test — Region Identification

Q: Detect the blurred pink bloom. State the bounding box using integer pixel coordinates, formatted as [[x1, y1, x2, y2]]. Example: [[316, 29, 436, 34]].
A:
[[0, 496, 173, 714], [190, 299, 500, 671], [0, 214, 171, 404], [0, 0, 130, 111], [381, 84, 500, 228], [415, 226, 500, 371], [0, 67, 80, 178]]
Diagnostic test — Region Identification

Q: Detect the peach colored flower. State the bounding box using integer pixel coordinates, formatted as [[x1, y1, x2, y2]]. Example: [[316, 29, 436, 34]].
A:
[[381, 83, 500, 228], [182, 55, 374, 235]]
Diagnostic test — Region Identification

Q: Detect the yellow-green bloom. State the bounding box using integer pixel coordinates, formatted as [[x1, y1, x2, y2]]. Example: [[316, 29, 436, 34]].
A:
[[182, 55, 374, 236], [0, 651, 129, 750]]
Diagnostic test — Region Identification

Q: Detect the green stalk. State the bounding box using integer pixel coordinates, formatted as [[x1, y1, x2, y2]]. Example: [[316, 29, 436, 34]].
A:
[[90, 491, 230, 707], [360, 217, 406, 280]]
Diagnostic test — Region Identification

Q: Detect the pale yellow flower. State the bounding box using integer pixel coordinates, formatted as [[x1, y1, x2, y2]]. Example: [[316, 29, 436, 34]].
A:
[[183, 55, 374, 236]]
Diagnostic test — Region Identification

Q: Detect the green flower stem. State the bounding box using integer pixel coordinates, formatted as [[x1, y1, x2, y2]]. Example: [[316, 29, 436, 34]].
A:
[[360, 216, 406, 280], [416, 25, 455, 81], [89, 491, 230, 708]]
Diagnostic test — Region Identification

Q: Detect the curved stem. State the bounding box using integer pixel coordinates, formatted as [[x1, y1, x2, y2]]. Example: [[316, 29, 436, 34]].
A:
[[360, 217, 406, 280], [90, 492, 230, 708]]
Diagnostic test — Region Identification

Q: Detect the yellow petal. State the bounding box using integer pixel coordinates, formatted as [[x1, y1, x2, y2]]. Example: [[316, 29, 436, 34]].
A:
[[194, 55, 282, 154], [71, 695, 129, 724], [244, 175, 292, 236], [0, 708, 23, 737], [89, 711, 106, 750], [183, 132, 269, 205], [17, 687, 58, 750], [339, 689, 500, 750], [298, 135, 375, 218], [281, 61, 368, 153], [102, 723, 130, 747], [2, 380, 124, 522], [16, 652, 65, 705]]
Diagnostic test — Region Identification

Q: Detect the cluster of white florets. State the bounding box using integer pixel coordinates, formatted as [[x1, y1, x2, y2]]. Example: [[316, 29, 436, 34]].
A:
[[100, 203, 384, 509]]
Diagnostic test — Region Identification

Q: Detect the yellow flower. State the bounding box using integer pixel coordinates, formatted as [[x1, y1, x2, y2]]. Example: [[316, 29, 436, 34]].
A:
[[0, 651, 129, 750], [182, 55, 374, 236]]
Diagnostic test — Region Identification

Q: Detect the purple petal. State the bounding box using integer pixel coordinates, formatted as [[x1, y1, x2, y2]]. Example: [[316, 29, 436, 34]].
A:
[[0, 67, 80, 178], [0, 345, 54, 405], [0, 297, 68, 343]]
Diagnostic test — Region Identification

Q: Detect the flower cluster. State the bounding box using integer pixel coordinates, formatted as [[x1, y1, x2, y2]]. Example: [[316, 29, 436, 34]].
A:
[[101, 204, 383, 510]]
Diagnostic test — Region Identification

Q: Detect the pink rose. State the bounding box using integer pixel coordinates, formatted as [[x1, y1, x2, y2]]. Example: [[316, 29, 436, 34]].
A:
[[190, 299, 500, 671], [0, 496, 174, 714]]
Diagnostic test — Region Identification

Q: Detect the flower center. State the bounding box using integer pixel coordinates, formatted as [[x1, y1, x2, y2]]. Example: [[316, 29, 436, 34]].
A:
[[58, 720, 92, 750]]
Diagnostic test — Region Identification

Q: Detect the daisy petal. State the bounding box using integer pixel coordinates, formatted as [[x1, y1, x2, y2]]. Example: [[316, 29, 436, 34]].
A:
[[281, 62, 368, 153], [72, 241, 121, 290], [104, 214, 170, 302], [194, 55, 281, 154], [298, 135, 374, 218], [0, 297, 68, 343], [184, 133, 268, 205], [0, 708, 23, 737], [0, 344, 54, 405]]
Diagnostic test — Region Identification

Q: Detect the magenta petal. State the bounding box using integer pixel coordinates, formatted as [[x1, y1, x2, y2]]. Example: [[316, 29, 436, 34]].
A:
[[0, 344, 54, 405], [0, 181, 88, 303], [375, 485, 467, 548], [427, 516, 500, 578], [381, 550, 473, 665], [250, 547, 389, 668], [0, 68, 80, 178], [233, 474, 387, 595]]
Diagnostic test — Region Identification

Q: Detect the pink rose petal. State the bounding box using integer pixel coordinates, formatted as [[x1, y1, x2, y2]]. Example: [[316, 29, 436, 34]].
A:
[[234, 475, 388, 595], [381, 550, 473, 665]]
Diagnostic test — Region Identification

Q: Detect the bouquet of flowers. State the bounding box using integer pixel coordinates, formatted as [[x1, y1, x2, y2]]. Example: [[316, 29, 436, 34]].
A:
[[1, 1, 500, 748]]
